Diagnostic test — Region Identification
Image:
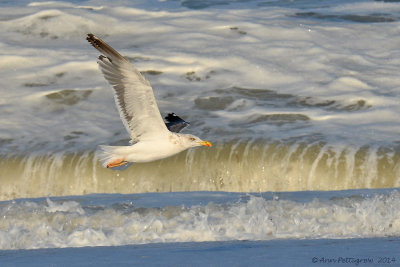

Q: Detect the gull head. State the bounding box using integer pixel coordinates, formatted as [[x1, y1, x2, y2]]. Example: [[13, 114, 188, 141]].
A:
[[178, 134, 212, 148]]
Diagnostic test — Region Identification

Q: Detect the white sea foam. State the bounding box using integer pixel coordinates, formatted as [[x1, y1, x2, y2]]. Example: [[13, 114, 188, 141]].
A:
[[1, 0, 400, 155], [0, 191, 399, 250]]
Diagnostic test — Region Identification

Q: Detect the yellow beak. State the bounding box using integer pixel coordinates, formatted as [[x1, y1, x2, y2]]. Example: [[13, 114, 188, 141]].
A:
[[199, 141, 212, 147]]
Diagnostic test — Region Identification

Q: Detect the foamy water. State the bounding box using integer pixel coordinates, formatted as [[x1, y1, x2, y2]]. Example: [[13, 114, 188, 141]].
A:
[[1, 190, 399, 250], [1, 0, 400, 153], [1, 0, 400, 199]]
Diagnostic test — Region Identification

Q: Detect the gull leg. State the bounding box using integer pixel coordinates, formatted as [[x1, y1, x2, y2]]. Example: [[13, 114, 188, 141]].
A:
[[107, 159, 129, 169]]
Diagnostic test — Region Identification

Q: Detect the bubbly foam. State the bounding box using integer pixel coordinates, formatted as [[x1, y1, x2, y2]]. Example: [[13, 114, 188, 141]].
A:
[[1, 191, 400, 250], [1, 0, 400, 156]]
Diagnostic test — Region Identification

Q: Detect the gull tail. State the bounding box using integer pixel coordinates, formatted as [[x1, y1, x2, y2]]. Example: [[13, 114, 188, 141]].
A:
[[96, 145, 133, 171]]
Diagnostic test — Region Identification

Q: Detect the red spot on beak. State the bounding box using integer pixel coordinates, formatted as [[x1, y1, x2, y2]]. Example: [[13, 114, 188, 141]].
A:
[[200, 141, 212, 147]]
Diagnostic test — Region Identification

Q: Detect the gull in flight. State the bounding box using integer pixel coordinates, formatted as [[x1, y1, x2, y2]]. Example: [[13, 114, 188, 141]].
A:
[[87, 34, 211, 170]]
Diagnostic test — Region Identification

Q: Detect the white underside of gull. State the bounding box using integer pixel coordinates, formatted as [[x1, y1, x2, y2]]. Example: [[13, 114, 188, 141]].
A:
[[99, 133, 189, 164]]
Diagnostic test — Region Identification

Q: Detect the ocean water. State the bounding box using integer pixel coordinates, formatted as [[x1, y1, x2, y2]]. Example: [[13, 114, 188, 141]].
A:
[[1, 0, 400, 265]]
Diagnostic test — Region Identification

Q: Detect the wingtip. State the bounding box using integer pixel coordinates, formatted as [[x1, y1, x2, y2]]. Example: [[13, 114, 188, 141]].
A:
[[86, 33, 125, 62], [86, 33, 98, 48], [87, 33, 96, 40], [98, 54, 107, 61]]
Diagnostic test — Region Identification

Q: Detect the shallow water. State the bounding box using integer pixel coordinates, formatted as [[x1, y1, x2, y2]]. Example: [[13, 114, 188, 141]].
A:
[[2, 237, 400, 266]]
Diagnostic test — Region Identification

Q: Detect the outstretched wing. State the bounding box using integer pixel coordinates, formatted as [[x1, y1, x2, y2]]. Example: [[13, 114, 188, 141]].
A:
[[164, 113, 190, 133], [87, 33, 169, 142]]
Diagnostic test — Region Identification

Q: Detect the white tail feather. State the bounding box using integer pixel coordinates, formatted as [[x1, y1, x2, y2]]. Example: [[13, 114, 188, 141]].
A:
[[96, 145, 124, 168]]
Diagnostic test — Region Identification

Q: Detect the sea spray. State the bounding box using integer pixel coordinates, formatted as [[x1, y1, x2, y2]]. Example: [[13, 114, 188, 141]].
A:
[[1, 191, 400, 250]]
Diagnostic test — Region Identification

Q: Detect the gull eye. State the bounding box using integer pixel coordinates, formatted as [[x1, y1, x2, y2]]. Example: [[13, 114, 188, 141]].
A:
[[189, 137, 196, 141]]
